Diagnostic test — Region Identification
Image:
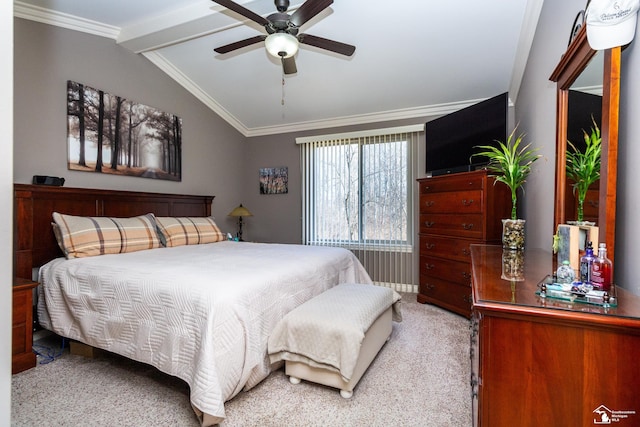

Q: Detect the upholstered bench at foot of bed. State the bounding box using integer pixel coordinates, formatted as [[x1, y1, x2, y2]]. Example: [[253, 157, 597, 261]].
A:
[[285, 305, 393, 398], [267, 283, 401, 399]]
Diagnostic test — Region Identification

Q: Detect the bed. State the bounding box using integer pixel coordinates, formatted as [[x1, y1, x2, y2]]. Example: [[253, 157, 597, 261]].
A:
[[14, 184, 373, 426]]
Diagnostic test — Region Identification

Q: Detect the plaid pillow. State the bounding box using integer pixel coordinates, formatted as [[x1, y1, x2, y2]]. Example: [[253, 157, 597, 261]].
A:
[[52, 212, 161, 258], [155, 217, 225, 247]]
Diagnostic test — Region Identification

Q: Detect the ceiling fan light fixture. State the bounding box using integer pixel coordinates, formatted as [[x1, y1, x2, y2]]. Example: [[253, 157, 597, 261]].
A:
[[265, 33, 299, 58]]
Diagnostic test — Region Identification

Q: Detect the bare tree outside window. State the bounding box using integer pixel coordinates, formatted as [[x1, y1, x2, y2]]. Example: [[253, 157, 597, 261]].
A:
[[300, 128, 419, 287], [363, 139, 408, 243], [312, 138, 408, 246]]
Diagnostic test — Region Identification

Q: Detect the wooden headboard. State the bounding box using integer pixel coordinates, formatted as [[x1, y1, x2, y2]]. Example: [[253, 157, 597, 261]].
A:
[[14, 184, 214, 279]]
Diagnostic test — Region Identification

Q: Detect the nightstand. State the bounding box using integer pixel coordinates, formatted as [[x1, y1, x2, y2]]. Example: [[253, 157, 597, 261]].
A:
[[12, 278, 38, 374]]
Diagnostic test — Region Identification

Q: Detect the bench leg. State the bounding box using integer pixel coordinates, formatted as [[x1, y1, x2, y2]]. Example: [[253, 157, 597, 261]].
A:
[[289, 376, 301, 385], [340, 389, 353, 399]]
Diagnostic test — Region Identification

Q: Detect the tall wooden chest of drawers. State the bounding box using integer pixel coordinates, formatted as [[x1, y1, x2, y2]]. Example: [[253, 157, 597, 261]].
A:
[[417, 170, 510, 317]]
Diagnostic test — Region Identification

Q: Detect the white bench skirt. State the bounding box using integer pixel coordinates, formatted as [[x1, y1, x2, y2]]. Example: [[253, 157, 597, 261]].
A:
[[285, 305, 392, 398], [268, 283, 401, 398]]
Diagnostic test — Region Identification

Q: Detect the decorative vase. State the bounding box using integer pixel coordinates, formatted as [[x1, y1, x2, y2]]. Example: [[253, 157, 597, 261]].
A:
[[502, 219, 526, 251], [501, 249, 525, 281]]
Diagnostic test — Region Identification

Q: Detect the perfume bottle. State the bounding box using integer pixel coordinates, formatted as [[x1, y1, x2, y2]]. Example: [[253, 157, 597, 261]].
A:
[[556, 260, 576, 284], [579, 241, 596, 284], [591, 243, 612, 291]]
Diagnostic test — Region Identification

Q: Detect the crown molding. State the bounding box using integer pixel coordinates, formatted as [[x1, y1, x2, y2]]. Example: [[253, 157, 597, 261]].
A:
[[244, 100, 479, 137], [14, 1, 120, 39]]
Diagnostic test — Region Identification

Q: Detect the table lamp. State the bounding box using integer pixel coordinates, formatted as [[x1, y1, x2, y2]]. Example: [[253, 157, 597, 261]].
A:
[[228, 204, 253, 241]]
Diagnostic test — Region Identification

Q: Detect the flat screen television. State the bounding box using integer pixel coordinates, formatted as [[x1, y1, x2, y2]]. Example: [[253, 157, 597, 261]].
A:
[[426, 92, 508, 176]]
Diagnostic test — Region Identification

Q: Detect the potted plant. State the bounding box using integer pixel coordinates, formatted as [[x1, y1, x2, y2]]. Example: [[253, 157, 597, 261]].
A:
[[566, 121, 601, 223], [472, 128, 541, 250]]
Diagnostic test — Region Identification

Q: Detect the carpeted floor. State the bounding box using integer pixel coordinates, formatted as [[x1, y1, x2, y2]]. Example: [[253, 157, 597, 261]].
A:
[[12, 294, 472, 426]]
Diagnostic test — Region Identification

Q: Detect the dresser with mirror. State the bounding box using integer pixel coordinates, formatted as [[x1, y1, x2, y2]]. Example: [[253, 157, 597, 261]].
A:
[[549, 23, 620, 264], [471, 25, 640, 426]]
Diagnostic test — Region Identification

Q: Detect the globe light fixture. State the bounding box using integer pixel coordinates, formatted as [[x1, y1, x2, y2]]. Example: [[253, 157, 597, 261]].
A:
[[265, 33, 299, 58]]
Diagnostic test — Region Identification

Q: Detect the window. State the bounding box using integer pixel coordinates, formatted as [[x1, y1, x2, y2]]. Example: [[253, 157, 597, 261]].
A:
[[296, 125, 424, 292], [298, 125, 422, 288]]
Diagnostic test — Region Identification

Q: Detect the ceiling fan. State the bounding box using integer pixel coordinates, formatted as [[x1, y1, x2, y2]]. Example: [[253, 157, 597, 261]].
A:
[[211, 0, 355, 74]]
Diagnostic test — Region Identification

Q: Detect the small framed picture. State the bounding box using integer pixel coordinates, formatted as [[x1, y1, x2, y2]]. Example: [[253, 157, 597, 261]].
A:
[[259, 167, 288, 195], [557, 224, 599, 272]]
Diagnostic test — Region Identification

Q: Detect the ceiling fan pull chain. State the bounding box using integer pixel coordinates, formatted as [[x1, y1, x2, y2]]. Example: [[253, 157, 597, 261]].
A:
[[281, 73, 285, 106]]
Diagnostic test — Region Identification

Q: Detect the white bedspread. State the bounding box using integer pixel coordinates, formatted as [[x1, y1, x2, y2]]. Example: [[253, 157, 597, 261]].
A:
[[37, 241, 372, 426]]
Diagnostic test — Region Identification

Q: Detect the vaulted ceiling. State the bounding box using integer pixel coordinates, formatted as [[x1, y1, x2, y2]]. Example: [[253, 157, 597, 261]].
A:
[[14, 0, 543, 136]]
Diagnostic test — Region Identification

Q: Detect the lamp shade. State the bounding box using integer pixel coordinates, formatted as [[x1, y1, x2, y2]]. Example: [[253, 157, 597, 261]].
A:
[[228, 204, 253, 217], [265, 33, 299, 58]]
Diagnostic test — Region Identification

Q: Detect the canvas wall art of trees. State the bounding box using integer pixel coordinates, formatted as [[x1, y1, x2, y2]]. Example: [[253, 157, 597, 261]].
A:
[[259, 167, 288, 194], [67, 80, 182, 181]]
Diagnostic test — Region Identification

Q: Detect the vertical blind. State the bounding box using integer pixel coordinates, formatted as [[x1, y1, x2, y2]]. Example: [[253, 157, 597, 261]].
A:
[[297, 125, 423, 291]]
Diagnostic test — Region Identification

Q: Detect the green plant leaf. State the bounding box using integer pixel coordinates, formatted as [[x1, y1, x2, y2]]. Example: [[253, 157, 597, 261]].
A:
[[471, 127, 541, 220], [566, 119, 601, 221]]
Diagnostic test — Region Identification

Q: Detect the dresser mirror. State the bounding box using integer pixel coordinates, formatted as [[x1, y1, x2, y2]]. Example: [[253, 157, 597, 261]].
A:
[[565, 51, 602, 224], [550, 25, 621, 264]]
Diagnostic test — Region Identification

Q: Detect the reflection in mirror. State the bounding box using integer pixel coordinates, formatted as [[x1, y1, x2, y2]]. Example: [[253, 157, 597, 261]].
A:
[[565, 51, 603, 224], [550, 25, 621, 265]]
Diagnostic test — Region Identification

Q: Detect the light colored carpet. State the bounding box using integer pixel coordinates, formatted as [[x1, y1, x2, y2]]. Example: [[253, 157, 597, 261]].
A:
[[12, 295, 472, 426]]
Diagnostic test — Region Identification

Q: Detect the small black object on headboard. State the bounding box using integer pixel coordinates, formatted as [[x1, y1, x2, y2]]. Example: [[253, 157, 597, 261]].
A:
[[32, 175, 65, 186]]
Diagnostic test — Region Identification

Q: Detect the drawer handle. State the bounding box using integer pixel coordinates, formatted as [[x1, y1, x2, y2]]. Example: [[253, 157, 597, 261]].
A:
[[462, 223, 474, 230], [470, 375, 479, 398], [424, 221, 435, 228], [469, 319, 478, 335], [588, 200, 599, 207], [463, 294, 473, 303], [424, 201, 435, 207], [425, 263, 435, 270], [461, 199, 474, 206], [470, 375, 478, 387], [461, 248, 470, 256], [426, 243, 435, 249], [462, 272, 471, 280], [425, 283, 435, 290]]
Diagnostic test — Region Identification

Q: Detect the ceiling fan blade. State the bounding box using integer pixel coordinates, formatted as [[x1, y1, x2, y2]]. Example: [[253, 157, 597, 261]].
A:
[[282, 56, 297, 75], [214, 35, 266, 54], [298, 33, 355, 56], [290, 0, 333, 27], [211, 0, 270, 26]]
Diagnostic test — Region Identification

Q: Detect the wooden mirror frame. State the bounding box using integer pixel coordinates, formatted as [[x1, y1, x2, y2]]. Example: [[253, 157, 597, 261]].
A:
[[550, 25, 620, 264]]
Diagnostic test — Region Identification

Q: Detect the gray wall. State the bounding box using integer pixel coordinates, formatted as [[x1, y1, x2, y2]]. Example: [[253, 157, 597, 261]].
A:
[[13, 18, 247, 234], [515, 0, 579, 252]]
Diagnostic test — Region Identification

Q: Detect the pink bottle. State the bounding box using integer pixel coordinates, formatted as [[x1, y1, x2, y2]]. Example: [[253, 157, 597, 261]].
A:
[[591, 243, 612, 291]]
